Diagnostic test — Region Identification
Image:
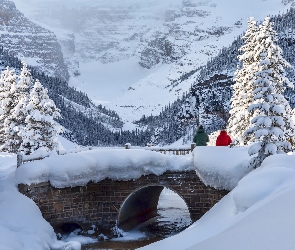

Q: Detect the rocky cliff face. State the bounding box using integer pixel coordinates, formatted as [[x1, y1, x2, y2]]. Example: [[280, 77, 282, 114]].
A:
[[0, 0, 69, 81]]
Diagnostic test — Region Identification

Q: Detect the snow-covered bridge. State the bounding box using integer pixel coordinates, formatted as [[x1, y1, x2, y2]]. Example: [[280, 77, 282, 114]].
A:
[[16, 147, 250, 237]]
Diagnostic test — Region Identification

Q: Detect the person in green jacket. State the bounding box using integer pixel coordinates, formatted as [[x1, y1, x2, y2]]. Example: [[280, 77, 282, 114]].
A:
[[193, 125, 209, 146]]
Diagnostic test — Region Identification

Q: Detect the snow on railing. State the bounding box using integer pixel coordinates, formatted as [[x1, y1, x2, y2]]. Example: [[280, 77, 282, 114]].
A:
[[148, 148, 191, 155], [57, 146, 93, 156], [16, 143, 196, 168], [16, 146, 94, 168], [144, 143, 196, 155]]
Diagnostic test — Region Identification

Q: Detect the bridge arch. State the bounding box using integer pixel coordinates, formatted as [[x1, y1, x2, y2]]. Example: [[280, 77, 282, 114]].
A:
[[18, 170, 228, 237], [117, 185, 192, 231], [118, 185, 164, 231]]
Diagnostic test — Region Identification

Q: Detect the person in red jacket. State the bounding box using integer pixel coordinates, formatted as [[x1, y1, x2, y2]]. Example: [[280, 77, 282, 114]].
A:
[[216, 128, 232, 146]]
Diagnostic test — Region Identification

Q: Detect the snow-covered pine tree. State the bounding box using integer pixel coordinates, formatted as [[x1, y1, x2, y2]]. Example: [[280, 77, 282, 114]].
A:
[[1, 62, 32, 153], [227, 17, 258, 145], [252, 16, 295, 144], [150, 127, 162, 146], [256, 18, 295, 145], [246, 17, 294, 169], [20, 79, 62, 154], [0, 67, 18, 145]]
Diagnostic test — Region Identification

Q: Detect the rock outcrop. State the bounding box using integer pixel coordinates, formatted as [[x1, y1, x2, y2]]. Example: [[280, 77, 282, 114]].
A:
[[0, 0, 69, 81]]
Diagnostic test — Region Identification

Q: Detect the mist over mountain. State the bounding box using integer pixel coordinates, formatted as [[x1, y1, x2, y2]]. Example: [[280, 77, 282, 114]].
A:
[[12, 0, 293, 124], [0, 0, 292, 146]]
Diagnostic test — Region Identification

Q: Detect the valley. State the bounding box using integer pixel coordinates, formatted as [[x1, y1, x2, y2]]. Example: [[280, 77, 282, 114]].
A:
[[12, 0, 293, 121]]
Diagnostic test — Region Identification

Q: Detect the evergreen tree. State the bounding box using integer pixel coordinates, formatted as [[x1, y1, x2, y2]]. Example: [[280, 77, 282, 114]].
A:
[[246, 17, 294, 169], [227, 17, 258, 145], [0, 67, 18, 145], [1, 62, 32, 153], [20, 79, 62, 154]]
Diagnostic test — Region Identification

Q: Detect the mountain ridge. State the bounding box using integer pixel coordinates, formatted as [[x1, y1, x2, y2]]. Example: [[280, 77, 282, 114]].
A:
[[12, 0, 293, 122], [0, 0, 69, 81]]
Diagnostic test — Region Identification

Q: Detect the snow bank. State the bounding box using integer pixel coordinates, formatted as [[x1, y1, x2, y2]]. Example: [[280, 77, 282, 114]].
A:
[[15, 148, 193, 187], [232, 154, 295, 212], [58, 135, 78, 150], [193, 146, 251, 190], [59, 232, 97, 245], [141, 153, 295, 250], [0, 175, 57, 250], [0, 153, 80, 250], [186, 188, 295, 250], [0, 173, 81, 250]]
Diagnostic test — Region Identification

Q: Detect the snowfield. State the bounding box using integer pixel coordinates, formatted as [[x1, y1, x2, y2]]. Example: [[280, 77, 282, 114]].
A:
[[1, 143, 295, 249], [0, 153, 81, 250], [140, 153, 295, 250]]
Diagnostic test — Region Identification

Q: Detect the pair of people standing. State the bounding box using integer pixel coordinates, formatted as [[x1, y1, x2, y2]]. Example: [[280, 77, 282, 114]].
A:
[[193, 125, 232, 146]]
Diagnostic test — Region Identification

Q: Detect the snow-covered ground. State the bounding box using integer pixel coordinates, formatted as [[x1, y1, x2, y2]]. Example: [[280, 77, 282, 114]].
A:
[[1, 137, 295, 249], [140, 152, 295, 250], [0, 138, 82, 250], [15, 145, 253, 190], [57, 135, 78, 150]]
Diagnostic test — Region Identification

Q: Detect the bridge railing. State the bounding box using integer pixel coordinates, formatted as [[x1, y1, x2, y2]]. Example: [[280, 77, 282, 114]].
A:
[[147, 148, 191, 155], [144, 143, 196, 155], [16, 143, 196, 168], [17, 146, 94, 168]]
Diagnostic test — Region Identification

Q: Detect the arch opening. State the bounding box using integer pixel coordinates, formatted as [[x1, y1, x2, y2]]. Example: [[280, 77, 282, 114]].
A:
[[154, 187, 192, 237], [117, 185, 192, 234], [118, 185, 164, 231]]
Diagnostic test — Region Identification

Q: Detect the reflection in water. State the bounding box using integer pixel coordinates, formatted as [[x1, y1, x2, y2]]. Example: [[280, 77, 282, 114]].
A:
[[81, 188, 192, 249]]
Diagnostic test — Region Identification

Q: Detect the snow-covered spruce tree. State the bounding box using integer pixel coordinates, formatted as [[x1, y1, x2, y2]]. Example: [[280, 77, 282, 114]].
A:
[[246, 17, 295, 169], [0, 63, 32, 153], [150, 127, 163, 146], [227, 17, 258, 145], [251, 17, 295, 144], [0, 67, 18, 145], [20, 79, 62, 155]]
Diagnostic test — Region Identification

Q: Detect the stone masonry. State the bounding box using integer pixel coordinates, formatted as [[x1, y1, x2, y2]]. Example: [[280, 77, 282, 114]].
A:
[[18, 170, 229, 237]]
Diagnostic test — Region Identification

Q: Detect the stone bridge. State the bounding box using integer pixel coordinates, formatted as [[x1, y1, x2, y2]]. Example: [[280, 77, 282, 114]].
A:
[[18, 170, 228, 237]]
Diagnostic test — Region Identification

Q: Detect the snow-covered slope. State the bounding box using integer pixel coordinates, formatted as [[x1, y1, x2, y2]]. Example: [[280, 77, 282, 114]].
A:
[[5, 143, 295, 249], [0, 0, 69, 81], [0, 41, 125, 146], [0, 153, 80, 250], [12, 0, 293, 122], [140, 152, 295, 250]]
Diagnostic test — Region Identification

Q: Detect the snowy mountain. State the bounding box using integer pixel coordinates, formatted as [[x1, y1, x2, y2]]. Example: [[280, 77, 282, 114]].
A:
[[11, 0, 294, 123], [0, 0, 292, 146], [178, 8, 295, 137], [0, 0, 69, 81], [0, 45, 128, 147]]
